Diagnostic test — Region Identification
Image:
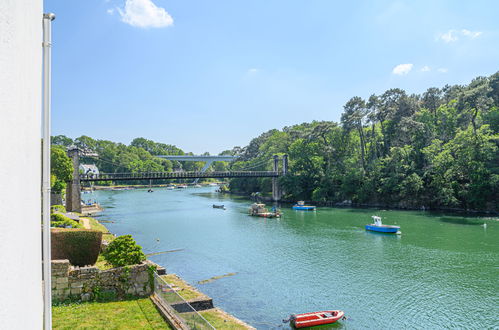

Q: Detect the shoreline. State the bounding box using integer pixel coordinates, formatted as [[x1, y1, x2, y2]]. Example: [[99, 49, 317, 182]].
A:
[[87, 207, 253, 329], [224, 192, 499, 216]]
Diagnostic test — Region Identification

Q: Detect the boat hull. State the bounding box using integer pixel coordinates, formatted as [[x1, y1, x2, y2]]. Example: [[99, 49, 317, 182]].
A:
[[292, 310, 344, 328], [254, 213, 280, 218], [292, 206, 316, 211], [365, 224, 400, 233]]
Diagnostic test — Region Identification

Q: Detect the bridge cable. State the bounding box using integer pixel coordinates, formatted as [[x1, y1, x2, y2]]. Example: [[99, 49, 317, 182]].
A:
[[83, 155, 130, 171]]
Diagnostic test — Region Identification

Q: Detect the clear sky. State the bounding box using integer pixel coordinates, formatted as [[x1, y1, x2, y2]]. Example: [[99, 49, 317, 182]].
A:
[[44, 0, 499, 154]]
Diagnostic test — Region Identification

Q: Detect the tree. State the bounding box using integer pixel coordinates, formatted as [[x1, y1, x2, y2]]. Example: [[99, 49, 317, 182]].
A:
[[422, 87, 442, 116], [459, 77, 493, 136], [51, 145, 73, 193], [103, 235, 146, 268], [52, 135, 73, 147], [342, 96, 368, 171]]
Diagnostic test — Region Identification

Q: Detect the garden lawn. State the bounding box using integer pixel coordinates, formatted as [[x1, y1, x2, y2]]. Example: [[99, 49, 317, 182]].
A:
[[53, 298, 171, 329], [83, 216, 116, 243]]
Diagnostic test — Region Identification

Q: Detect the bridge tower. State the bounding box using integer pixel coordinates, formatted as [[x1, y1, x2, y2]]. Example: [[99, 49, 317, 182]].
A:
[[272, 155, 282, 201], [271, 155, 288, 202], [65, 147, 81, 212]]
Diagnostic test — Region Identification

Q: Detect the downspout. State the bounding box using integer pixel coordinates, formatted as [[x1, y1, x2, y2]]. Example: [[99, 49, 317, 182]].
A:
[[42, 12, 55, 330]]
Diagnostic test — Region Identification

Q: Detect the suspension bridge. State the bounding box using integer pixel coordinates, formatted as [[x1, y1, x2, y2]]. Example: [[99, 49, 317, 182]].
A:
[[65, 147, 288, 212]]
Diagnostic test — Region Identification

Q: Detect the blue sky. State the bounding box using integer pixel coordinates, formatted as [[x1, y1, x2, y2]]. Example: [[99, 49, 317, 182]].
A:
[[45, 0, 499, 154]]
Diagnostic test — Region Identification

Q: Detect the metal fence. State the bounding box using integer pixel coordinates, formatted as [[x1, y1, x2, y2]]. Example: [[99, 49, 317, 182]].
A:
[[153, 272, 216, 329]]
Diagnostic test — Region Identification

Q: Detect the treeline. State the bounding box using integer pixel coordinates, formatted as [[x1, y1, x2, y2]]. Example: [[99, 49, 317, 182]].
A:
[[51, 136, 230, 185], [229, 72, 499, 212]]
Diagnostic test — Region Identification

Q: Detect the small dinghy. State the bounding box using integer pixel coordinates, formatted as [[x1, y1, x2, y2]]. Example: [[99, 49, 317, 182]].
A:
[[213, 204, 226, 210], [292, 201, 316, 211], [285, 310, 345, 328], [366, 216, 400, 233]]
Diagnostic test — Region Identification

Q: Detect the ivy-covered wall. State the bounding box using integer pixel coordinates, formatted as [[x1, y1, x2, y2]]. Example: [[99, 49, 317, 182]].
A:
[[51, 260, 160, 302]]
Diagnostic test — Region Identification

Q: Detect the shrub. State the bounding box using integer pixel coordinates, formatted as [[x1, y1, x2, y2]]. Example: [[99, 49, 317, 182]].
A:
[[51, 229, 102, 266], [103, 235, 146, 268], [51, 213, 82, 228], [51, 205, 67, 213]]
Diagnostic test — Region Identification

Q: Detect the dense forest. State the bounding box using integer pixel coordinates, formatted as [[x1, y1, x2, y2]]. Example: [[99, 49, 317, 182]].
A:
[[52, 72, 498, 212], [229, 72, 498, 212]]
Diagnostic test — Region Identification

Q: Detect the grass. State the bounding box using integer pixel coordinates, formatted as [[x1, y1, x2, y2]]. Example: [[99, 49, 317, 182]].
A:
[[94, 254, 113, 270], [200, 309, 252, 329], [53, 297, 172, 329], [83, 216, 116, 243], [160, 274, 204, 301]]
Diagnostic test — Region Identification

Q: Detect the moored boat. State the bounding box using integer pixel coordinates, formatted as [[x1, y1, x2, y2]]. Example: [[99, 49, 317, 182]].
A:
[[365, 216, 400, 233], [287, 310, 345, 328], [292, 201, 316, 211], [213, 204, 225, 210], [248, 203, 281, 218]]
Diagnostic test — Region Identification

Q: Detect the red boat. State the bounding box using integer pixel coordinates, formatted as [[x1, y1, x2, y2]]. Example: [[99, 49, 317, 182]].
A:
[[290, 310, 345, 328]]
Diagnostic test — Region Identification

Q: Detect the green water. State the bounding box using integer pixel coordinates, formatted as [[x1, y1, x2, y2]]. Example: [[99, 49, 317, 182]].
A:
[[91, 187, 499, 329]]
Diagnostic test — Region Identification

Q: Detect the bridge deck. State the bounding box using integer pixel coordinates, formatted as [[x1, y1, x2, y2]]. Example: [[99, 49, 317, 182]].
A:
[[80, 171, 279, 182]]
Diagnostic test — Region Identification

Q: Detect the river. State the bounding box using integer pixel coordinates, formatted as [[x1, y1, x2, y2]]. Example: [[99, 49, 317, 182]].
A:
[[90, 187, 499, 329]]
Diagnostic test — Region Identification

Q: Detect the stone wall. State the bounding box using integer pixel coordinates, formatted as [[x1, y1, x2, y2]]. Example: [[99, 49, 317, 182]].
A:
[[52, 260, 155, 302]]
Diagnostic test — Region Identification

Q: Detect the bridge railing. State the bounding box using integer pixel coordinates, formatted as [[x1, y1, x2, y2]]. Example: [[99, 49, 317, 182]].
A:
[[79, 170, 280, 182]]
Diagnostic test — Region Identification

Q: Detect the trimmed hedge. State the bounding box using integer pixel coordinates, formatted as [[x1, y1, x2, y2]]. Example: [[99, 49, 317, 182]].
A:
[[51, 213, 82, 229], [51, 229, 102, 266]]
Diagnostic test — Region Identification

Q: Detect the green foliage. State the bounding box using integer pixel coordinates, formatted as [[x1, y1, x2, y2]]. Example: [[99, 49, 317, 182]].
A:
[[51, 145, 73, 193], [228, 72, 499, 212], [51, 213, 82, 228], [51, 229, 102, 266], [103, 235, 146, 268], [51, 205, 67, 213]]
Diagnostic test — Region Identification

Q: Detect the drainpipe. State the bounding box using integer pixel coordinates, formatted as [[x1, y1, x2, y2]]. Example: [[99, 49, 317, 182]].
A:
[[42, 12, 55, 330]]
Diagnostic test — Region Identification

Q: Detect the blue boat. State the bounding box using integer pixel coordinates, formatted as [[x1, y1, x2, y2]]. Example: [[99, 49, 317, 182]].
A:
[[365, 216, 400, 233], [292, 201, 316, 211]]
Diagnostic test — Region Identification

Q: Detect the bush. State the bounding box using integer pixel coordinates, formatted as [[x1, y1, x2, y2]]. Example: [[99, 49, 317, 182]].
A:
[[51, 229, 102, 266], [51, 213, 82, 228], [103, 235, 146, 268], [51, 205, 67, 213]]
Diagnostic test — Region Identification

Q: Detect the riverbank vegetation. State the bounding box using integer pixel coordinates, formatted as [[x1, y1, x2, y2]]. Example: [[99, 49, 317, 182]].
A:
[[229, 72, 498, 212], [51, 136, 230, 186], [51, 73, 498, 212]]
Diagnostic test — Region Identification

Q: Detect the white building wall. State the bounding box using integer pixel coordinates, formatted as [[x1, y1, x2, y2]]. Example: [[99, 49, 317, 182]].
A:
[[0, 1, 44, 329]]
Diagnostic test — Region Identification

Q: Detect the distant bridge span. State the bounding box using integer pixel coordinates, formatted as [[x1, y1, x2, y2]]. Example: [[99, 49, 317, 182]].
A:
[[65, 147, 288, 212], [157, 155, 238, 162], [157, 155, 238, 183], [79, 170, 278, 182]]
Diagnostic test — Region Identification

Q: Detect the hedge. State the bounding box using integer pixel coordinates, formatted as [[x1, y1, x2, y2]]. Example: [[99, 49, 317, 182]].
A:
[[51, 205, 67, 213], [51, 213, 82, 229], [51, 229, 102, 266]]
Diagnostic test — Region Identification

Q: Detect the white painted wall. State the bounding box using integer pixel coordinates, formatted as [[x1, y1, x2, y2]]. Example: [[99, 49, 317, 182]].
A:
[[0, 1, 44, 328]]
